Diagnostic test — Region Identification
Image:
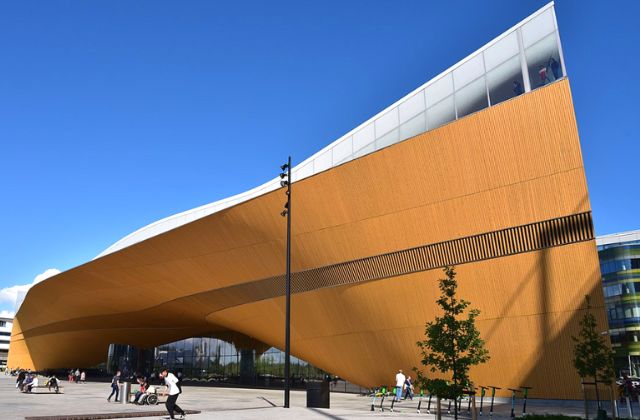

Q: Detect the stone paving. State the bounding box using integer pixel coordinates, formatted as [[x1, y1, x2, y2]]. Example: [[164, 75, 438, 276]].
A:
[[0, 375, 628, 419]]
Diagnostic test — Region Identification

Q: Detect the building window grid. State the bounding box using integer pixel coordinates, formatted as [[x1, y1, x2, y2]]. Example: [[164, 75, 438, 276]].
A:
[[600, 256, 640, 275]]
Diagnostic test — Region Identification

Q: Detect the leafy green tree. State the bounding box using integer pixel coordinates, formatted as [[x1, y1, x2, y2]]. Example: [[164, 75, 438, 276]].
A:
[[572, 295, 615, 409], [415, 266, 490, 420]]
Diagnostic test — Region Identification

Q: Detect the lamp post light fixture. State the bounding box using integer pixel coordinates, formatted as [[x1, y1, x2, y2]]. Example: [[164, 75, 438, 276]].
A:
[[279, 156, 292, 408]]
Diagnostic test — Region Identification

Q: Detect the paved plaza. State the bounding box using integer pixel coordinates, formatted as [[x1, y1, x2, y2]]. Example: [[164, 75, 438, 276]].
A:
[[0, 376, 624, 419]]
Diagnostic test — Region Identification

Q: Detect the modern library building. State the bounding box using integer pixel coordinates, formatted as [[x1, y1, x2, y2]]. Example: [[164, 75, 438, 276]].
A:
[[9, 2, 607, 399]]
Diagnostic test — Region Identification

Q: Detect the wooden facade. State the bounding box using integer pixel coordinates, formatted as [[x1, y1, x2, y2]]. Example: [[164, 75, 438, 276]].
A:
[[8, 79, 606, 399]]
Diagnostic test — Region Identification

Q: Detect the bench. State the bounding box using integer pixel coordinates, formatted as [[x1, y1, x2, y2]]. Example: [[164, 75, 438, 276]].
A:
[[23, 385, 64, 394]]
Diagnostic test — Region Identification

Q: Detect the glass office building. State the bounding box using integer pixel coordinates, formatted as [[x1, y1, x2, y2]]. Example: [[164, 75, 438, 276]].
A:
[[597, 230, 640, 375]]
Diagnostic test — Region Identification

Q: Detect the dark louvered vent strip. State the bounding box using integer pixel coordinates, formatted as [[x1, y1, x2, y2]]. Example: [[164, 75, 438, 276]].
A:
[[205, 212, 594, 313]]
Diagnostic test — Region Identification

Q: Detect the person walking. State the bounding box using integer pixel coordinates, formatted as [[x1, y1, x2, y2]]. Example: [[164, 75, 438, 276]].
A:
[[395, 369, 406, 402], [16, 370, 26, 391], [80, 371, 86, 384], [160, 367, 186, 419], [403, 375, 414, 400], [107, 370, 121, 402], [75, 368, 80, 384]]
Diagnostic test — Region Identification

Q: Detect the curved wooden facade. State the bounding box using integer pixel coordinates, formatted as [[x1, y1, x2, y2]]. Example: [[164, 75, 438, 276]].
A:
[[9, 79, 606, 399]]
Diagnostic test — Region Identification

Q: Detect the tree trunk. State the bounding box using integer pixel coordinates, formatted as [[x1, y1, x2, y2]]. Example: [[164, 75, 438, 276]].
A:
[[594, 372, 601, 409], [454, 372, 458, 420], [609, 383, 618, 419], [472, 392, 478, 420], [453, 350, 458, 420], [582, 381, 589, 420]]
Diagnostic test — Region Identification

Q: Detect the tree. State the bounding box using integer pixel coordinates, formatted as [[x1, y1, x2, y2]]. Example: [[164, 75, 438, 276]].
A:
[[414, 266, 490, 420], [572, 295, 615, 410]]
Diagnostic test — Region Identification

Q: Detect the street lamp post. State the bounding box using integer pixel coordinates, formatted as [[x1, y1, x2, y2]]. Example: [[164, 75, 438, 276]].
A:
[[279, 156, 292, 408]]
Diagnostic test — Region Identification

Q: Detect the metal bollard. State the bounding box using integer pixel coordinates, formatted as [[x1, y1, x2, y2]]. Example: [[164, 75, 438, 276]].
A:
[[120, 382, 131, 404]]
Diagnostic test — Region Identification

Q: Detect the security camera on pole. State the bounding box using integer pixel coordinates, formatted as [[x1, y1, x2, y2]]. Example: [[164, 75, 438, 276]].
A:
[[279, 157, 292, 408]]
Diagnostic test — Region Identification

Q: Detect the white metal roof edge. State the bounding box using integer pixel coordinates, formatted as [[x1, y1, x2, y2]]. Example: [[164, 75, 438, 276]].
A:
[[596, 230, 640, 246]]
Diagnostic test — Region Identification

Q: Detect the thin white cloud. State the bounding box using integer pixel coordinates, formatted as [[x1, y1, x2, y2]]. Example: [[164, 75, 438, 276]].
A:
[[0, 309, 14, 318], [0, 284, 30, 305], [33, 268, 61, 284], [0, 268, 61, 314]]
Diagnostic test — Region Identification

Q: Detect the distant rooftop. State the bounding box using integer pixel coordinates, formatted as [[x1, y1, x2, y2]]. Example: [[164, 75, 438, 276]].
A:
[[596, 230, 640, 247]]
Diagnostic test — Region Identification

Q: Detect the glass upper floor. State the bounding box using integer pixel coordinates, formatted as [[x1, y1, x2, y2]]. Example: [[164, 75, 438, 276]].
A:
[[290, 2, 565, 180], [597, 230, 640, 251], [598, 240, 640, 276], [97, 2, 568, 257]]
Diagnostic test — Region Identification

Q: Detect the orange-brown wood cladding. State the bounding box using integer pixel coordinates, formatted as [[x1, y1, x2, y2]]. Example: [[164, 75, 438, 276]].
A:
[[208, 240, 603, 400], [9, 80, 605, 399]]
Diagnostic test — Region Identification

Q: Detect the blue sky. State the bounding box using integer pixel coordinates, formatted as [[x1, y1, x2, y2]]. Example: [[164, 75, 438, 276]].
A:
[[1, 1, 638, 315]]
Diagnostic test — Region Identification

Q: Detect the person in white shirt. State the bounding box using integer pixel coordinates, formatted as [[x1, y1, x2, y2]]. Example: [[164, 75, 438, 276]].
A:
[[160, 367, 186, 419], [26, 375, 39, 392], [395, 369, 406, 402]]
